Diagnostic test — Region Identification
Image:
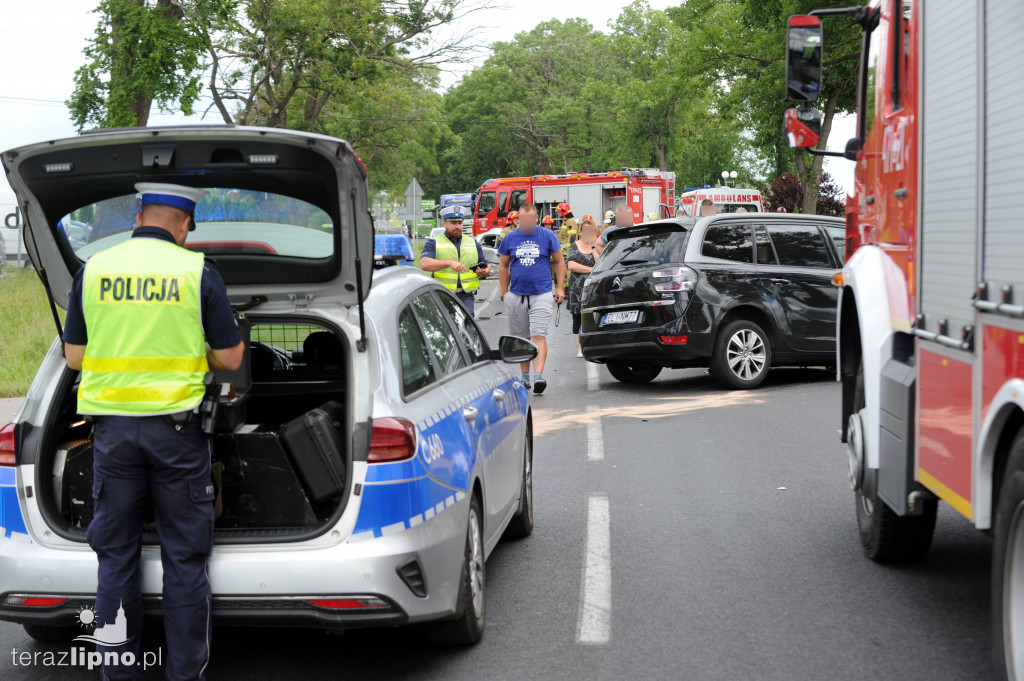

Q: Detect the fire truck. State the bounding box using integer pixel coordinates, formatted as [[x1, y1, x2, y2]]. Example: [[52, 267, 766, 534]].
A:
[[676, 186, 765, 215], [470, 169, 676, 236], [784, 1, 1024, 675]]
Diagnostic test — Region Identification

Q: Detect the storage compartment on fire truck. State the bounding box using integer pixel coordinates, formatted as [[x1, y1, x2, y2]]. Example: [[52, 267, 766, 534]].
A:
[[45, 319, 352, 540]]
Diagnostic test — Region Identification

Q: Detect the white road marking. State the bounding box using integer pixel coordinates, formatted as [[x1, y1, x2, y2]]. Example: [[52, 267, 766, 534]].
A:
[[587, 362, 599, 391], [587, 406, 604, 462], [576, 494, 611, 645]]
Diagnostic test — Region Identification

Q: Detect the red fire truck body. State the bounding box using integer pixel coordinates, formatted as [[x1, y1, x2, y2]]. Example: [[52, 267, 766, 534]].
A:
[[470, 169, 676, 236], [786, 0, 1024, 673]]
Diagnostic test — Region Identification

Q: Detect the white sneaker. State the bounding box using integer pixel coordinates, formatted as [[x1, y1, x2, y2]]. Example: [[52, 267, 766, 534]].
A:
[[577, 351, 583, 358]]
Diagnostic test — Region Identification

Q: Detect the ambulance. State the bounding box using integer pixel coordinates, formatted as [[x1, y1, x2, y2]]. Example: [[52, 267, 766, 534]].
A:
[[676, 187, 764, 216]]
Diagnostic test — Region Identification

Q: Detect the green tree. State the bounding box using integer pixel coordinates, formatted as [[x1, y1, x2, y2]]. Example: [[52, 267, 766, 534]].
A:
[[669, 0, 861, 214], [69, 0, 234, 129]]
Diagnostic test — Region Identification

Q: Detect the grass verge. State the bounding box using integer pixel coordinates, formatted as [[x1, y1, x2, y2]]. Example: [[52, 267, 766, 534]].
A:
[[0, 267, 64, 397]]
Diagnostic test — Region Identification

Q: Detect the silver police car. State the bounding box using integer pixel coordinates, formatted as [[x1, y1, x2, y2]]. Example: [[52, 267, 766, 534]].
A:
[[0, 127, 535, 645]]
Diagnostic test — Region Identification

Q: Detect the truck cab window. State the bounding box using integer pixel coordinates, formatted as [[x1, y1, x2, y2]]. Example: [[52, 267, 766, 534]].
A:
[[477, 192, 495, 217], [863, 13, 882, 136]]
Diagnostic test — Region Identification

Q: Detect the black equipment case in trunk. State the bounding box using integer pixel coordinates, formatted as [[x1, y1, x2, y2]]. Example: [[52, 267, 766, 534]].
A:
[[278, 401, 346, 503]]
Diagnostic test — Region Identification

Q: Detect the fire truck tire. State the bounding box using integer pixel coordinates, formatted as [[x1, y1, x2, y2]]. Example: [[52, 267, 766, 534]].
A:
[[991, 428, 1024, 681], [710, 319, 771, 389], [851, 365, 937, 562]]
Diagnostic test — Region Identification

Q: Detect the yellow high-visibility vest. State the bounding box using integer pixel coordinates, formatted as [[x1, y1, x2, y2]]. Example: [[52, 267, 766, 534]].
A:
[[79, 237, 209, 415], [431, 233, 479, 293]]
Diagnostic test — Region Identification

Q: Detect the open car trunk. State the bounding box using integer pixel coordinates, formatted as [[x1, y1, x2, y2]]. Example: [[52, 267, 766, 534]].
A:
[[37, 318, 354, 543]]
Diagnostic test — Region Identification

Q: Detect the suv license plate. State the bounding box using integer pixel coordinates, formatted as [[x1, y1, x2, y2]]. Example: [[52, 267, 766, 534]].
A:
[[601, 310, 640, 326]]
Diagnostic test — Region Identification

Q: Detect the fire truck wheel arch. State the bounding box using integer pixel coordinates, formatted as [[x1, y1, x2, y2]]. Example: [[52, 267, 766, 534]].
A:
[[977, 378, 1024, 531], [839, 245, 903, 472]]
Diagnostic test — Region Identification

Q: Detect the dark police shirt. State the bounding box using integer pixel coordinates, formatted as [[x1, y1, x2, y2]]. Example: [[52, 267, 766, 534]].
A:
[[63, 227, 242, 350]]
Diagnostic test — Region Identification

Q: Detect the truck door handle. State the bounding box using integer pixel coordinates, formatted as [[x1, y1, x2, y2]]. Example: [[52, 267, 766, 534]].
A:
[[894, 188, 909, 200], [492, 389, 506, 403], [463, 406, 479, 422]]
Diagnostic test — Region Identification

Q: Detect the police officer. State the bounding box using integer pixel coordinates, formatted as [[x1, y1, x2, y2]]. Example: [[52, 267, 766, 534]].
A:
[[62, 183, 244, 681], [419, 204, 492, 316]]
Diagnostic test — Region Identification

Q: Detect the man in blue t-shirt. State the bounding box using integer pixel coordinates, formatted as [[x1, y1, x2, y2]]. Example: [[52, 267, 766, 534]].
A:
[[498, 203, 566, 394]]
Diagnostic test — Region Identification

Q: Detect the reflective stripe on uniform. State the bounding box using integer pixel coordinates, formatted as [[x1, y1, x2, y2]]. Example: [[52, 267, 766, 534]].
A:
[[82, 356, 208, 373]]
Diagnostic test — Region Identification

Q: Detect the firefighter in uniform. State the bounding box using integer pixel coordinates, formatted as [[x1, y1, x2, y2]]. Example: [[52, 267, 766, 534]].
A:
[[541, 215, 556, 231], [555, 202, 579, 254], [419, 204, 492, 316], [496, 210, 519, 246], [62, 183, 244, 681]]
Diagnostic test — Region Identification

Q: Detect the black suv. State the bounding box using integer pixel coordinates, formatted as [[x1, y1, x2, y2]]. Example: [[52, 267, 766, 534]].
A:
[[580, 214, 845, 388]]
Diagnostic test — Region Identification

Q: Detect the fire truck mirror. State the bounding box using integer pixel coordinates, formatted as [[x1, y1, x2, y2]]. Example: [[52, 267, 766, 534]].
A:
[[843, 137, 863, 162], [784, 107, 823, 149], [785, 15, 823, 102]]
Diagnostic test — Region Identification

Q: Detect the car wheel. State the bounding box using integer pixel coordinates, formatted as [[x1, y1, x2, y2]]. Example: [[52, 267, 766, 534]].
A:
[[606, 361, 662, 384], [504, 424, 534, 539], [426, 494, 485, 645], [710, 319, 771, 389], [851, 364, 937, 562], [992, 429, 1024, 681], [22, 623, 80, 642]]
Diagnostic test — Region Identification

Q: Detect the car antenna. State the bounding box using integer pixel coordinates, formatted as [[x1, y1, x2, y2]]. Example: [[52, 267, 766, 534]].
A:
[[350, 187, 368, 353]]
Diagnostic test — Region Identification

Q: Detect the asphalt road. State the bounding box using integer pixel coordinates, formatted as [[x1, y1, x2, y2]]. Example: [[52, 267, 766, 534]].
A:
[[0, 279, 994, 680]]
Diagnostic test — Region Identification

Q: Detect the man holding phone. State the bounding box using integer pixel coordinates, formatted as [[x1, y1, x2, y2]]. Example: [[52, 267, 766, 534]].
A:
[[419, 204, 492, 316]]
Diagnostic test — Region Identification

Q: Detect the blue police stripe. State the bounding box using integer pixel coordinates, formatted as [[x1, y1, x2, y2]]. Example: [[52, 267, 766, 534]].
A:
[[0, 467, 14, 486], [0, 486, 28, 538], [142, 193, 197, 213]]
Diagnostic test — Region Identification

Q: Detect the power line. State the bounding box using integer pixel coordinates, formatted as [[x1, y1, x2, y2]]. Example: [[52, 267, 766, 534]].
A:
[[0, 95, 66, 104]]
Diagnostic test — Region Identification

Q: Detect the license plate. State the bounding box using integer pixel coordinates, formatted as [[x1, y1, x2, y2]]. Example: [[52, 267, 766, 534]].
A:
[[601, 310, 639, 326]]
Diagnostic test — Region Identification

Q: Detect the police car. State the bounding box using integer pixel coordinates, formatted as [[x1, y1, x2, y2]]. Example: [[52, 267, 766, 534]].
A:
[[0, 126, 536, 645]]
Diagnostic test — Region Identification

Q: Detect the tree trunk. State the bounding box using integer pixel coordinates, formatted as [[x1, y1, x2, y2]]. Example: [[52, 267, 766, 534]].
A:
[[796, 86, 840, 214]]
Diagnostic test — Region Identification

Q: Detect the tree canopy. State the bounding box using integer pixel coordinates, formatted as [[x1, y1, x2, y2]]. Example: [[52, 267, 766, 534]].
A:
[[69, 0, 857, 209]]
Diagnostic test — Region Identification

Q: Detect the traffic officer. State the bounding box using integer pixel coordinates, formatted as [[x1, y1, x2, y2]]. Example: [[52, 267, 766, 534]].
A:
[[496, 210, 519, 246], [419, 204, 492, 316], [62, 183, 244, 681]]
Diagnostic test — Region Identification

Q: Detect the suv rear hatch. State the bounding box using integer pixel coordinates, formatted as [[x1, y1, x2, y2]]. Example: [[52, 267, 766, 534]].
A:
[[2, 126, 374, 543], [582, 220, 694, 331]]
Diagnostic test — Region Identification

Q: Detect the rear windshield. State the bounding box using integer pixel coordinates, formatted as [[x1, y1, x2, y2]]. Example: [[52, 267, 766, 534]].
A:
[[61, 188, 333, 261], [594, 226, 689, 273]]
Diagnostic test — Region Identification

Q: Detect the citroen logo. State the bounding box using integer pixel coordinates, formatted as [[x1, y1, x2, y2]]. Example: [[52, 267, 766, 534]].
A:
[[610, 276, 622, 292]]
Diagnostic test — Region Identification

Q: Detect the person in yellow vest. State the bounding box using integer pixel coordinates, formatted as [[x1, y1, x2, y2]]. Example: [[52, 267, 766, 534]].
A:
[[419, 204, 492, 316], [496, 210, 519, 246], [61, 183, 245, 681]]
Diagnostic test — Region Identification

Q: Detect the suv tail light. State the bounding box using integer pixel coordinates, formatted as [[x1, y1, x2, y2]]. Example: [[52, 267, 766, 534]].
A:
[[0, 423, 15, 467], [369, 417, 417, 463], [652, 266, 697, 293]]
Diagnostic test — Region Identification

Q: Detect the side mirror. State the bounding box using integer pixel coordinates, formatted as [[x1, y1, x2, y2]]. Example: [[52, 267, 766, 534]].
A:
[[785, 15, 823, 102], [497, 335, 538, 364], [844, 137, 863, 161], [784, 107, 822, 148]]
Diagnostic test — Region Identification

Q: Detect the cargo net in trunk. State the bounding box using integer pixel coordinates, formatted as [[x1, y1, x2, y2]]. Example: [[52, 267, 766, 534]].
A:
[[249, 322, 344, 378]]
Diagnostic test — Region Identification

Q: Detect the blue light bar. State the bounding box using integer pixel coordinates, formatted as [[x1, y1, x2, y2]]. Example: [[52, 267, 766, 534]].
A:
[[374, 234, 415, 261]]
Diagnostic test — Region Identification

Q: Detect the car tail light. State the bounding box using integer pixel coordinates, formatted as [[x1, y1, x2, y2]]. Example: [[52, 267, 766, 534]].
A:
[[0, 423, 15, 467], [652, 266, 696, 293], [369, 417, 417, 463], [2, 595, 68, 607], [660, 335, 688, 345], [308, 597, 390, 610]]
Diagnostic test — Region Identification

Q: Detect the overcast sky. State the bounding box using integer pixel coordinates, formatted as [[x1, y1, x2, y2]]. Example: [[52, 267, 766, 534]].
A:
[[0, 0, 854, 199]]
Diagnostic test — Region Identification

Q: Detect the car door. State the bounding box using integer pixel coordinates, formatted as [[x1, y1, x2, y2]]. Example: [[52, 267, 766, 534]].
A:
[[756, 223, 839, 354], [432, 292, 522, 541], [398, 299, 476, 518], [696, 220, 764, 311]]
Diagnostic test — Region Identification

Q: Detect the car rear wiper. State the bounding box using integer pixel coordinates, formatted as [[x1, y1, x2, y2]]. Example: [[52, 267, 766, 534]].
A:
[[615, 259, 650, 266]]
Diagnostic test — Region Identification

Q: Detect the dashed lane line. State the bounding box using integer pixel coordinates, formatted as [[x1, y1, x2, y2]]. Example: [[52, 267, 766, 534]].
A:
[[587, 406, 604, 462], [587, 362, 599, 391], [576, 494, 611, 645]]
